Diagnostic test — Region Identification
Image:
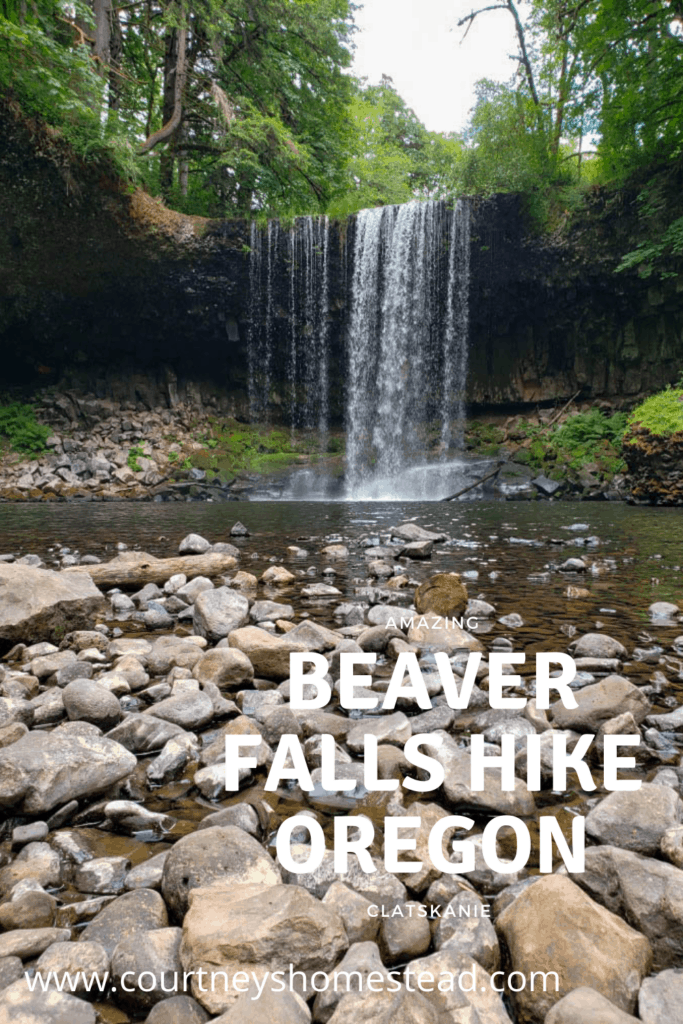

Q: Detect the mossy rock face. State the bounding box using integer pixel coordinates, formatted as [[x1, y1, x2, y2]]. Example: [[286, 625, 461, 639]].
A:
[[414, 573, 468, 618]]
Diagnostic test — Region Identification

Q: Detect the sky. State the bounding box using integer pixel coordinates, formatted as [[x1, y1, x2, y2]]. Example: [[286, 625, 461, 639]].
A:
[[351, 0, 522, 135]]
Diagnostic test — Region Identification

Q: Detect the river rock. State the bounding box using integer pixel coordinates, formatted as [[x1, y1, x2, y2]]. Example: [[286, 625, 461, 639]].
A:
[[314, 941, 390, 1022], [261, 566, 296, 585], [346, 712, 411, 752], [496, 874, 652, 1022], [0, 843, 62, 894], [161, 826, 281, 919], [407, 615, 483, 654], [551, 675, 650, 732], [0, 730, 136, 813], [63, 679, 122, 729], [321, 882, 379, 944], [639, 969, 683, 1024], [434, 890, 500, 973], [0, 563, 105, 647], [80, 888, 169, 957], [193, 648, 254, 689], [192, 588, 249, 641], [585, 783, 683, 855], [391, 523, 447, 543], [567, 844, 683, 969], [0, 888, 55, 930], [250, 600, 295, 623], [545, 987, 639, 1024], [0, 978, 96, 1024], [280, 847, 406, 903], [108, 714, 187, 753], [228, 626, 308, 680], [0, 927, 71, 960], [144, 995, 210, 1024], [34, 940, 110, 996], [112, 927, 183, 1009], [146, 733, 200, 784], [179, 534, 211, 554], [74, 856, 130, 895], [212, 987, 310, 1024], [408, 948, 511, 1023], [568, 633, 628, 659], [180, 882, 348, 1014], [144, 688, 214, 731], [146, 638, 204, 675], [379, 903, 431, 964], [0, 957, 23, 992], [414, 574, 468, 617], [422, 731, 536, 816]]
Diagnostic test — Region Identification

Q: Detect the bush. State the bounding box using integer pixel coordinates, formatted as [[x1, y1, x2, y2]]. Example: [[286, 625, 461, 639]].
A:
[[625, 388, 683, 439], [0, 402, 50, 454]]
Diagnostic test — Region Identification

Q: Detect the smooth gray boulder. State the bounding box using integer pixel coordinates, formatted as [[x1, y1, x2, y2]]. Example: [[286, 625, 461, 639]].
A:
[[0, 563, 105, 647]]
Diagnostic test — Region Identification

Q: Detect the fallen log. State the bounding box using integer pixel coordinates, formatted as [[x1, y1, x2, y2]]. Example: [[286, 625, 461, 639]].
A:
[[63, 551, 237, 588], [441, 461, 505, 502]]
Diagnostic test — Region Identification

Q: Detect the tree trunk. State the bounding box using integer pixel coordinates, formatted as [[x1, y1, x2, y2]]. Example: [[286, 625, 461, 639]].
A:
[[108, 4, 123, 110], [92, 0, 112, 71], [63, 551, 238, 588]]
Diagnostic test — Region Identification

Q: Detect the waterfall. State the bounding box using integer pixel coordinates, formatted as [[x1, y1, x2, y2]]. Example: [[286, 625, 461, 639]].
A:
[[346, 199, 471, 497], [248, 215, 330, 440]]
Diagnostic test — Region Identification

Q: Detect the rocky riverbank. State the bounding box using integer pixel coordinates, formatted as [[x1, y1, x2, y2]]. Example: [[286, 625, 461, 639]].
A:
[[0, 520, 681, 1022]]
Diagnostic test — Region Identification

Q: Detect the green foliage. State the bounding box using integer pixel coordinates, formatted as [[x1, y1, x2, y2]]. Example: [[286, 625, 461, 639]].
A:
[[0, 402, 50, 455], [617, 180, 683, 279], [513, 409, 628, 477], [127, 444, 144, 472], [626, 389, 683, 439]]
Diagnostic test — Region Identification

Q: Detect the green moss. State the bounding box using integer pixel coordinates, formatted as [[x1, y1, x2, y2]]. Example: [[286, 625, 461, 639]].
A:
[[127, 444, 144, 472], [625, 388, 683, 439]]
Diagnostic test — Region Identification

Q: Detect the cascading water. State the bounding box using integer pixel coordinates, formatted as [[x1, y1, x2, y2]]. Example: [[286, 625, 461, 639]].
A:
[[248, 215, 330, 441], [345, 199, 471, 499]]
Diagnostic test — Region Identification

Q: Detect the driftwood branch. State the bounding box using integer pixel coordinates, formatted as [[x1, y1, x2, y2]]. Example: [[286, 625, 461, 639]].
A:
[[546, 389, 582, 429], [441, 462, 505, 502], [139, 25, 188, 155], [63, 550, 237, 588]]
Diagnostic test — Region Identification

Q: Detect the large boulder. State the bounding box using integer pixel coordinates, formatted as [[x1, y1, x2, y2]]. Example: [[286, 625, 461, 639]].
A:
[[496, 874, 652, 1022], [0, 978, 96, 1024], [161, 826, 281, 920], [228, 627, 308, 680], [0, 564, 105, 649], [193, 588, 249, 641], [180, 883, 348, 1014], [0, 729, 136, 813], [79, 889, 168, 957], [567, 844, 683, 969], [551, 675, 650, 732], [585, 784, 683, 856], [414, 574, 468, 618]]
